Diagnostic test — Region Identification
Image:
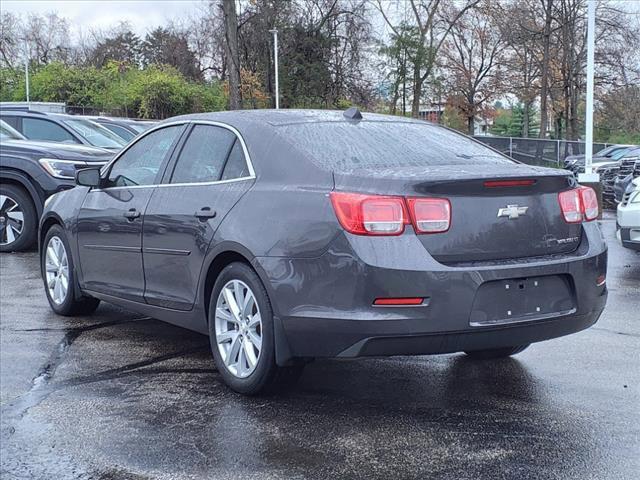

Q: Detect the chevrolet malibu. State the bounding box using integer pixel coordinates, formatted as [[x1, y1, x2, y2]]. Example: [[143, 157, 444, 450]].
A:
[[39, 110, 608, 394]]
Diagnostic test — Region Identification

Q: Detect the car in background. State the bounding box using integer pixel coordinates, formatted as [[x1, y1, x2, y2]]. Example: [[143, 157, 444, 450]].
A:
[[0, 118, 26, 141], [565, 146, 635, 176], [563, 144, 633, 171], [617, 177, 640, 251], [613, 148, 640, 203], [0, 110, 126, 151], [86, 117, 157, 142], [0, 120, 113, 252], [38, 109, 607, 395]]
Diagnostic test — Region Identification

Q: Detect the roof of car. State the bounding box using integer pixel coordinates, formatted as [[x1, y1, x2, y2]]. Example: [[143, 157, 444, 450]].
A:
[[0, 110, 75, 121], [167, 109, 427, 128]]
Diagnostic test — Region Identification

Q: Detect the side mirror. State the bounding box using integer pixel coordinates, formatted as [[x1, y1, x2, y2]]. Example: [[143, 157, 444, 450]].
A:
[[76, 167, 102, 188]]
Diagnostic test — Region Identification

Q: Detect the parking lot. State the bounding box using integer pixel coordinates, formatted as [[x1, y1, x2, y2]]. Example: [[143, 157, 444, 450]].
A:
[[0, 214, 638, 480]]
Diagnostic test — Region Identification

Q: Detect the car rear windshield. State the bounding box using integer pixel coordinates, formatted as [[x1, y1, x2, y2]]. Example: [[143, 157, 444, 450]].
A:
[[280, 121, 513, 171], [64, 119, 126, 148]]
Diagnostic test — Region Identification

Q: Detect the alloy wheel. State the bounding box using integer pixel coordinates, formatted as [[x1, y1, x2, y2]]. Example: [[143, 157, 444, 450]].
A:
[[45, 236, 69, 305], [214, 279, 263, 378], [0, 194, 24, 246]]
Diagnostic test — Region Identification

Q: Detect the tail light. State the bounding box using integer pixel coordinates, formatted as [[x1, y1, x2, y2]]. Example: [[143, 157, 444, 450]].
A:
[[330, 192, 408, 236], [558, 186, 598, 223], [406, 198, 451, 233], [579, 186, 598, 221], [331, 192, 451, 236]]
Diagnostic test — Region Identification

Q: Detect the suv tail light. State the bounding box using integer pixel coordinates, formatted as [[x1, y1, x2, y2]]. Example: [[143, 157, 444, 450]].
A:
[[558, 186, 598, 223], [406, 197, 451, 233], [330, 192, 408, 236]]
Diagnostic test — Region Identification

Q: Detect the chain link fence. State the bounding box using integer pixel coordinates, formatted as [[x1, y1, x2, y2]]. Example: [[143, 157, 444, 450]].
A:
[[473, 136, 610, 168]]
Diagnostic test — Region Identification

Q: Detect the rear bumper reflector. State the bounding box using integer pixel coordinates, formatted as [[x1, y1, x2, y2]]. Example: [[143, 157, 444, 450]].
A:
[[373, 297, 425, 306]]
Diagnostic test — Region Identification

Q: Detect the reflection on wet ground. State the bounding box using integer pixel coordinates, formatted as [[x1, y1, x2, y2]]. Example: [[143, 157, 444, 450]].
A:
[[1, 218, 638, 479]]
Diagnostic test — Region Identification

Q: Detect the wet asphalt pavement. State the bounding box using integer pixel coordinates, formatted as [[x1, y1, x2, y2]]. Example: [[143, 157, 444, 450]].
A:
[[0, 216, 638, 480]]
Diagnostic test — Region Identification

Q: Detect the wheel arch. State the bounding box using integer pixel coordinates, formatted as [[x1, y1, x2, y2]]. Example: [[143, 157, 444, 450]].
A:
[[39, 213, 66, 252], [0, 169, 43, 217], [200, 241, 295, 366]]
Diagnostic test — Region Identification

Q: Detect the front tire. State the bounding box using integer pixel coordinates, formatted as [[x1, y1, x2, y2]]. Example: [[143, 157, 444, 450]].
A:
[[464, 344, 530, 360], [208, 262, 303, 395], [42, 225, 100, 316], [0, 184, 37, 252]]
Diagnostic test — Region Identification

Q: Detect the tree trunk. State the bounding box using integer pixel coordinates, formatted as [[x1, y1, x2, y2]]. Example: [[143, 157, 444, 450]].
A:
[[538, 0, 554, 138], [467, 115, 475, 135], [523, 100, 530, 138], [222, 0, 242, 110], [411, 66, 421, 118]]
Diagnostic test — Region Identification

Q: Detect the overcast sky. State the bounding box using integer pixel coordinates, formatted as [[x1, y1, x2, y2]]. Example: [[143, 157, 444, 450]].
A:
[[5, 0, 639, 41], [3, 0, 205, 37]]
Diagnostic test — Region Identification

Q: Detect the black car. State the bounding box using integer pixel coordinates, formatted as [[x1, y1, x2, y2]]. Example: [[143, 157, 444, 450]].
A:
[[613, 148, 640, 203], [0, 110, 126, 151], [87, 117, 157, 142], [563, 144, 633, 171], [0, 122, 112, 251], [40, 110, 607, 395]]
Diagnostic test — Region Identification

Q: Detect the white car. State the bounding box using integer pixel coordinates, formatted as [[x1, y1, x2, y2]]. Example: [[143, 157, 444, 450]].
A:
[[617, 177, 640, 251]]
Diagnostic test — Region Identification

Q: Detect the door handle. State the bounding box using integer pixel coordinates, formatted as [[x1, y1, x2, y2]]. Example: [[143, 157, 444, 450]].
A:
[[123, 208, 140, 220], [194, 207, 217, 221]]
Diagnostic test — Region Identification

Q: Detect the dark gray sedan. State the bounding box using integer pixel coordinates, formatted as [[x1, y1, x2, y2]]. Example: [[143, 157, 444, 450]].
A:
[[39, 110, 608, 394]]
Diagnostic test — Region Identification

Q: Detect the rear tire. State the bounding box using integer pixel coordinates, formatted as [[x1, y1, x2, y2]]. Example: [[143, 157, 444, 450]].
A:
[[208, 262, 303, 395], [0, 184, 37, 252], [464, 344, 530, 360], [42, 225, 100, 316]]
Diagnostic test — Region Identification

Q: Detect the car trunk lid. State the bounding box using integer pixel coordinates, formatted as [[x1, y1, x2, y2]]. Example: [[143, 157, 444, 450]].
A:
[[333, 164, 582, 263]]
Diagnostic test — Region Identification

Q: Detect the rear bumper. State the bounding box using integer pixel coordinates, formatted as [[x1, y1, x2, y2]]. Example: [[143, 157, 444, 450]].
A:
[[617, 201, 640, 250], [330, 309, 603, 357], [617, 226, 640, 251], [256, 222, 608, 361]]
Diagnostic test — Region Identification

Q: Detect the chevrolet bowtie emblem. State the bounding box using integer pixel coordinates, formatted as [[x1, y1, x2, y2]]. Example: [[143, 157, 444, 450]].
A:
[[497, 204, 529, 219]]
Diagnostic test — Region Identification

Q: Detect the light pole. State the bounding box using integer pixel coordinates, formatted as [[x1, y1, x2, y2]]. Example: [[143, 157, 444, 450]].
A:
[[269, 28, 279, 109], [24, 41, 30, 104], [579, 0, 597, 183]]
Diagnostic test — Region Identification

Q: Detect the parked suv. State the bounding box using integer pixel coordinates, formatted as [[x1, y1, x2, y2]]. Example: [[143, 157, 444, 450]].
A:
[[613, 148, 640, 203], [0, 110, 126, 151], [0, 121, 113, 251], [617, 177, 640, 251]]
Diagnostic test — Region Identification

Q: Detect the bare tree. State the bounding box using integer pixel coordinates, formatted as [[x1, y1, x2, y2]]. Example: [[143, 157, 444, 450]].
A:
[[374, 0, 480, 118], [222, 0, 242, 109], [442, 1, 506, 134]]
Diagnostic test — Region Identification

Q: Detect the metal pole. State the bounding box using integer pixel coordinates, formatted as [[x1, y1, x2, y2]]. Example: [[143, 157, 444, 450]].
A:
[[580, 0, 597, 181], [269, 29, 279, 109], [24, 42, 30, 104]]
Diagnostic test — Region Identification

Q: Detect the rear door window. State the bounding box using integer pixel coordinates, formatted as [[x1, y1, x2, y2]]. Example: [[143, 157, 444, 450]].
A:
[[22, 117, 78, 143], [221, 140, 249, 180], [170, 125, 236, 184]]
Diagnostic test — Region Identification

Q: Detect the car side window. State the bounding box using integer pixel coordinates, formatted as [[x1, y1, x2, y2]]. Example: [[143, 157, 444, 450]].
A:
[[105, 125, 182, 188], [1, 116, 19, 129], [221, 140, 249, 180], [170, 125, 236, 184], [22, 118, 78, 143]]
